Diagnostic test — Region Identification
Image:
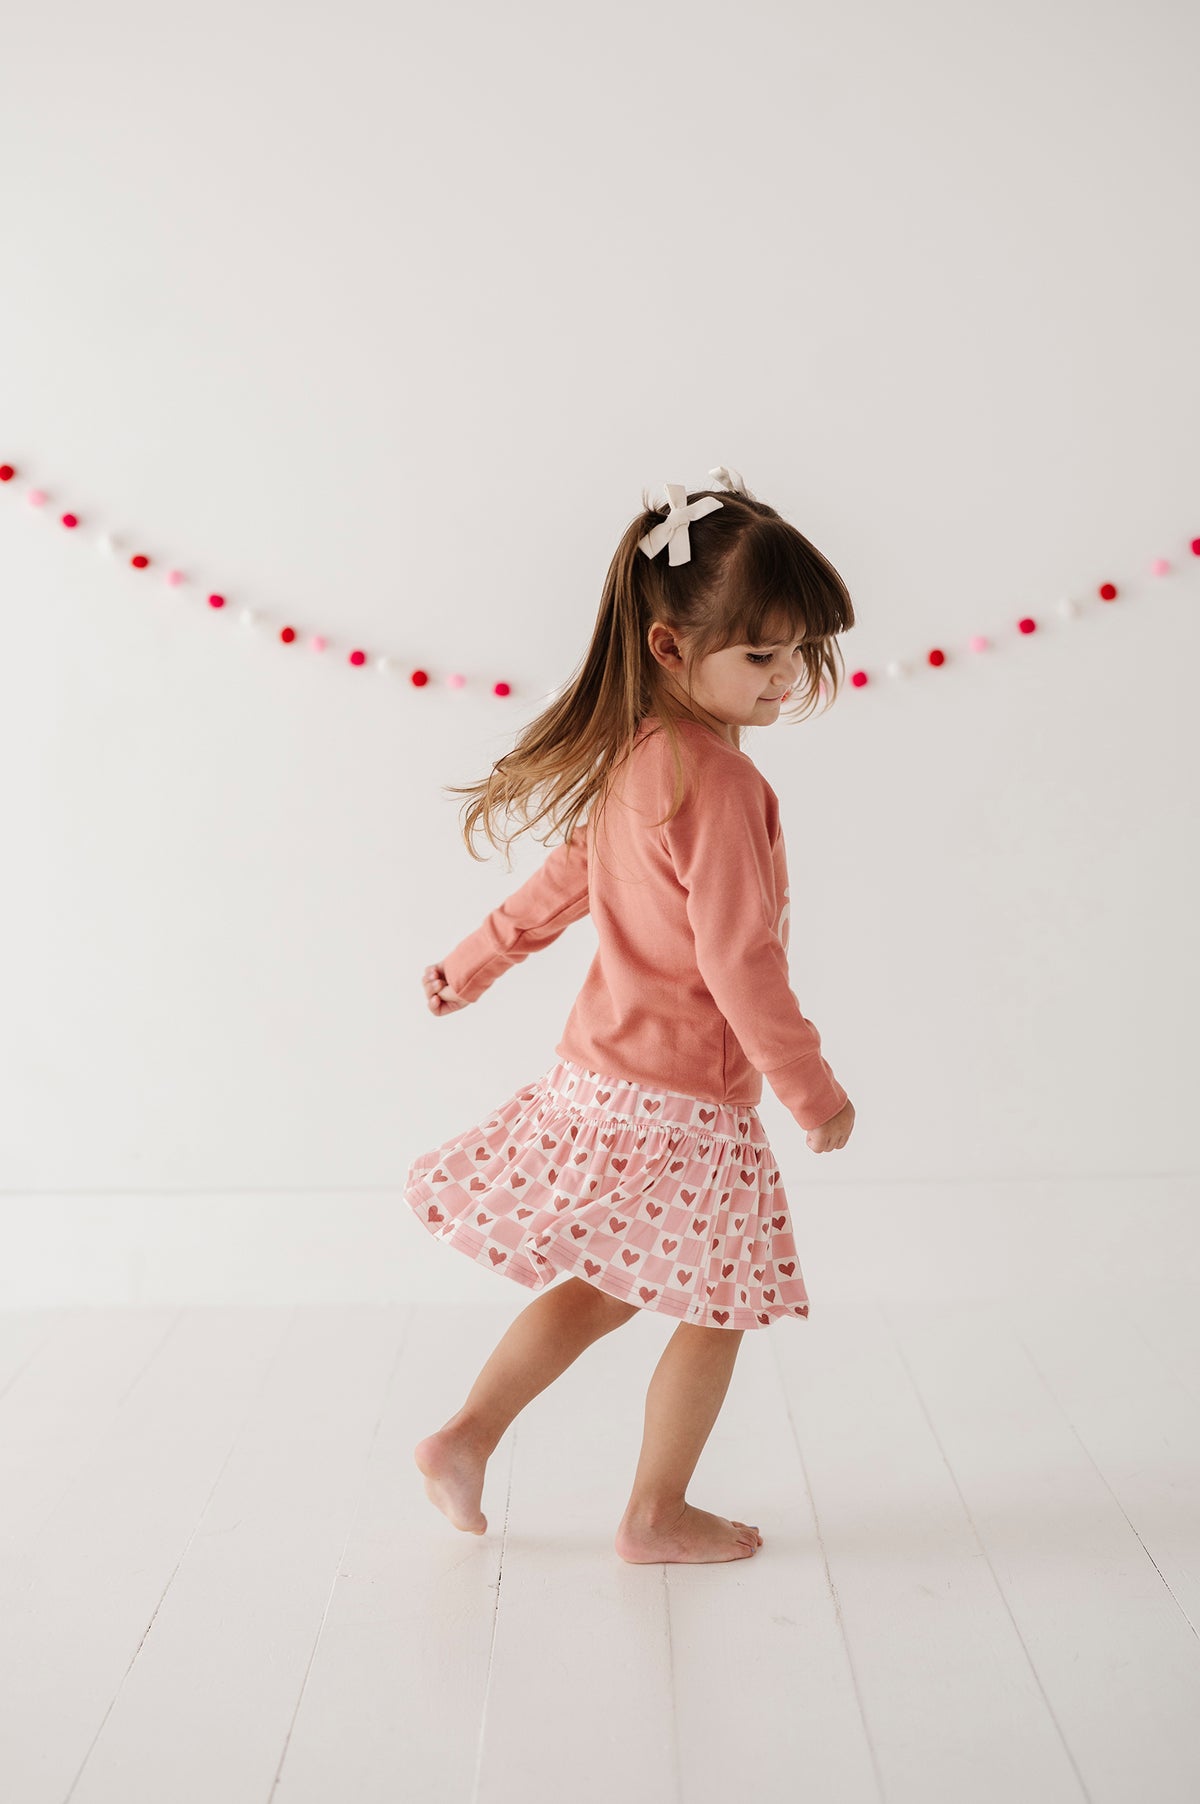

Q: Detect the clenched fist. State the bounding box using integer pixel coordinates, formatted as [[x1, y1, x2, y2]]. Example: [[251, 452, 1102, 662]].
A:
[[423, 962, 469, 1016]]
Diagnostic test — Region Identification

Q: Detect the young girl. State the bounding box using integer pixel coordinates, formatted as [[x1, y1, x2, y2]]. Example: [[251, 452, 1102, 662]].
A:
[[406, 465, 856, 1566]]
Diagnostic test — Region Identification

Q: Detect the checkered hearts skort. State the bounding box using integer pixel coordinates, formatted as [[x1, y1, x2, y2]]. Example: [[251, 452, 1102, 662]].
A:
[[404, 1055, 810, 1329]]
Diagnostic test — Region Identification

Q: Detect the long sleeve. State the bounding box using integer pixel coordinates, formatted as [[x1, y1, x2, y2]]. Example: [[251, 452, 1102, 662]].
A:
[[661, 765, 848, 1132], [440, 824, 591, 1005]]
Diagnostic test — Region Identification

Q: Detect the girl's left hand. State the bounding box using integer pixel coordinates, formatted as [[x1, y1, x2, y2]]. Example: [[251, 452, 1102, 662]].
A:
[[423, 962, 469, 1015]]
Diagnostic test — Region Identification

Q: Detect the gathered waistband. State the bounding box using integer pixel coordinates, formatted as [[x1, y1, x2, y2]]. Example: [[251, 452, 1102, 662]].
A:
[[534, 1056, 767, 1148]]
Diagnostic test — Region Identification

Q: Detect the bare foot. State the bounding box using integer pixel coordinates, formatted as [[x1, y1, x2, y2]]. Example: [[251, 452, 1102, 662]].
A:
[[614, 1503, 764, 1564], [413, 1426, 490, 1534]]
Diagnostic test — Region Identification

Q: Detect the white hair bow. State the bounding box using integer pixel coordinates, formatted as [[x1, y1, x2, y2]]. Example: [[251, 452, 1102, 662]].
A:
[[638, 482, 724, 565], [707, 464, 758, 500]]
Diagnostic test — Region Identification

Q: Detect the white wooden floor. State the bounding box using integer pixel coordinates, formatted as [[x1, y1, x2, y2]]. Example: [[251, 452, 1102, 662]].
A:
[[0, 1291, 1198, 1804]]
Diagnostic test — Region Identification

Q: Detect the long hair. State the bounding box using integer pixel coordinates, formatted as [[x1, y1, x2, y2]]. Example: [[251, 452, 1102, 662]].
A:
[[444, 482, 856, 871]]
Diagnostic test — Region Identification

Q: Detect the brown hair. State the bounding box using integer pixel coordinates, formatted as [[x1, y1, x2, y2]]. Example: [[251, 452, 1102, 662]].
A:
[[444, 484, 856, 871]]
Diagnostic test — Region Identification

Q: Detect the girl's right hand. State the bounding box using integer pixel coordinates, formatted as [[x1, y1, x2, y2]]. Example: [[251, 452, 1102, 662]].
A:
[[806, 1097, 855, 1153], [423, 962, 469, 1015]]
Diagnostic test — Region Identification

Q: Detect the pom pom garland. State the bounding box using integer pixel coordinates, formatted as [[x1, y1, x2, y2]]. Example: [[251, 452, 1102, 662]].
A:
[[0, 457, 1194, 700]]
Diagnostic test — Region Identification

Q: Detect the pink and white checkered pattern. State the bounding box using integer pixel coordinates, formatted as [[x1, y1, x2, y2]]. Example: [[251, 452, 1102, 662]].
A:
[[404, 1056, 810, 1330]]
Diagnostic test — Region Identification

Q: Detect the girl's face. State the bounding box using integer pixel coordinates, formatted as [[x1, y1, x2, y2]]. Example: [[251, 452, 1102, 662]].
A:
[[649, 622, 808, 744]]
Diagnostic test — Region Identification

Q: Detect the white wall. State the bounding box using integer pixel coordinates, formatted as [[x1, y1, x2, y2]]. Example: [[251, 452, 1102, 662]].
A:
[[1, 0, 1197, 1304]]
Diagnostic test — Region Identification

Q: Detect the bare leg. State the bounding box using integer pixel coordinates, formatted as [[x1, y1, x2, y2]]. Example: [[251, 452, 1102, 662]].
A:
[[614, 1321, 763, 1564], [414, 1277, 638, 1532]]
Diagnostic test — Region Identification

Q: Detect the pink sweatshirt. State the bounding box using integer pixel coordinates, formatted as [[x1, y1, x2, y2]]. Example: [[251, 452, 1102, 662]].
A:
[[440, 714, 849, 1132]]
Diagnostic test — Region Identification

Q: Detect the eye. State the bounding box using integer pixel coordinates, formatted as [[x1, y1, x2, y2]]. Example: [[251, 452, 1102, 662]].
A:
[[746, 643, 803, 666]]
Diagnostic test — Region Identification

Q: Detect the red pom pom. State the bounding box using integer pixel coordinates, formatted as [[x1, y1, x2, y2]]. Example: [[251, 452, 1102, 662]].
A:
[[1191, 537, 1200, 556], [493, 680, 511, 697], [280, 626, 296, 643], [850, 669, 868, 687], [1018, 616, 1036, 634], [61, 513, 78, 528], [349, 649, 367, 666], [1099, 582, 1117, 600], [208, 593, 226, 609], [0, 465, 14, 481], [928, 648, 945, 666], [411, 669, 429, 686], [131, 554, 150, 569]]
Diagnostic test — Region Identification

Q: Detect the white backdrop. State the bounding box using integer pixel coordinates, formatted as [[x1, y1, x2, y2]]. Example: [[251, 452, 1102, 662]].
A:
[[1, 0, 1197, 1305]]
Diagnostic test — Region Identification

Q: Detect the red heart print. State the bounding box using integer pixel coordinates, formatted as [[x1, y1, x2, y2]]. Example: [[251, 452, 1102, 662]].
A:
[[778, 1261, 795, 1276], [740, 1290, 747, 1302], [712, 1237, 720, 1250], [488, 1248, 506, 1264], [474, 1145, 487, 1161], [476, 1211, 492, 1226], [739, 1170, 753, 1185], [662, 1238, 677, 1254], [570, 1224, 587, 1239], [541, 1134, 558, 1150], [536, 1232, 552, 1246], [574, 1152, 587, 1165], [555, 1195, 571, 1211], [772, 1215, 786, 1230], [609, 1216, 627, 1233], [431, 1169, 448, 1184], [517, 1207, 534, 1219], [584, 1259, 601, 1276], [721, 1193, 730, 1204], [757, 1312, 770, 1324], [693, 1219, 708, 1235], [722, 1262, 734, 1278], [753, 1267, 764, 1281], [589, 1180, 598, 1191], [646, 1202, 662, 1219], [601, 1130, 617, 1148], [642, 1099, 660, 1113], [427, 1205, 445, 1223], [681, 1189, 696, 1205], [621, 1249, 639, 1266], [734, 1218, 744, 1231], [638, 1286, 658, 1303], [764, 1288, 775, 1301], [512, 1173, 526, 1188], [548, 1168, 559, 1183], [670, 1160, 684, 1174], [698, 1143, 710, 1158], [470, 1178, 486, 1192], [612, 1156, 627, 1171], [713, 1309, 729, 1325], [677, 1269, 692, 1283], [596, 1089, 611, 1103]]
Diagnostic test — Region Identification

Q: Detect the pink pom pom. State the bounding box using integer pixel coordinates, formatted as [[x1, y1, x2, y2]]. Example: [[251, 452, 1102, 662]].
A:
[[1150, 557, 1170, 575], [166, 569, 185, 586], [447, 672, 467, 689], [969, 634, 989, 652], [311, 635, 327, 652], [27, 489, 47, 507]]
